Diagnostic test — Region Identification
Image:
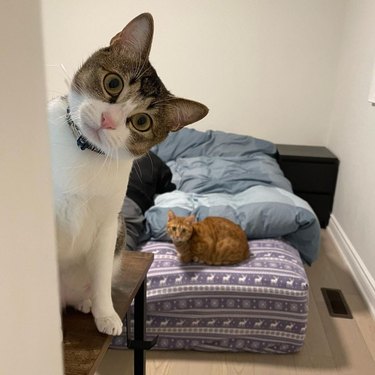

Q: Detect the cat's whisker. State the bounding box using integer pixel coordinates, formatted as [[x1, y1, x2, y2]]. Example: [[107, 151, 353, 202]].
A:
[[135, 65, 153, 81], [135, 63, 153, 81], [146, 151, 155, 176], [48, 90, 68, 98], [46, 64, 72, 90], [107, 146, 114, 169], [60, 64, 72, 89], [75, 191, 98, 215], [60, 177, 93, 195], [133, 159, 143, 182], [115, 148, 120, 178], [59, 64, 72, 79], [59, 162, 90, 171], [101, 146, 111, 170]]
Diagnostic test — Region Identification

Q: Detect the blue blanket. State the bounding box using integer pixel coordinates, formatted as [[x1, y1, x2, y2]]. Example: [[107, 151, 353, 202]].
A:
[[147, 128, 320, 264]]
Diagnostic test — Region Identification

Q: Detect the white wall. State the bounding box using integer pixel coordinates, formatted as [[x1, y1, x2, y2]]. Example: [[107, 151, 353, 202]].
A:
[[0, 1, 63, 374], [3, 2, 372, 373], [41, 0, 345, 145], [41, 0, 375, 320], [327, 0, 375, 297]]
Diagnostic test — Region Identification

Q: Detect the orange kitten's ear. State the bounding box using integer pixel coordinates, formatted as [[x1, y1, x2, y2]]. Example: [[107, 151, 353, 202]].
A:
[[166, 98, 209, 131], [168, 210, 176, 221], [185, 215, 196, 225], [110, 13, 154, 58]]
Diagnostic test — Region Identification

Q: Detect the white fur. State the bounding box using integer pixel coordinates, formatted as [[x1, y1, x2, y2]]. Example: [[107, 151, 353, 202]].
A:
[[48, 95, 136, 335]]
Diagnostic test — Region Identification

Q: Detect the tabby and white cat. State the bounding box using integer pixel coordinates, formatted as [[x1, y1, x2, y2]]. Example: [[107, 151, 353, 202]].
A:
[[167, 211, 250, 266], [49, 13, 208, 335]]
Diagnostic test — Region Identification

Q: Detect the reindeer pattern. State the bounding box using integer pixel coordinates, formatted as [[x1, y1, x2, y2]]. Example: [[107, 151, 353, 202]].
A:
[[113, 240, 309, 353]]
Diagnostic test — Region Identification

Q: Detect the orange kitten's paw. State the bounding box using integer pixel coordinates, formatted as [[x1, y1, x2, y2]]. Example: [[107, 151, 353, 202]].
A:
[[178, 254, 192, 263], [95, 313, 123, 336], [193, 256, 204, 264]]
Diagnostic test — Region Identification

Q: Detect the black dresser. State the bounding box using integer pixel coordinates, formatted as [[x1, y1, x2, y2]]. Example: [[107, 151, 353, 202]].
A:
[[276, 145, 339, 228]]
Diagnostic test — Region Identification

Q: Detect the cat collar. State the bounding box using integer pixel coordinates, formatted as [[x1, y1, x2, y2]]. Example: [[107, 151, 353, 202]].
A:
[[65, 103, 104, 155]]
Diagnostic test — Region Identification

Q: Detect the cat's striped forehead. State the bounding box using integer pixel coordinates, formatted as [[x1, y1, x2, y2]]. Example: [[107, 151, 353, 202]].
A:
[[71, 46, 168, 105], [168, 217, 194, 229]]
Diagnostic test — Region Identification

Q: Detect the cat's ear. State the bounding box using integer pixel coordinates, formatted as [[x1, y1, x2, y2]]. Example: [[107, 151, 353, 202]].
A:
[[110, 13, 153, 58], [168, 210, 176, 221], [185, 215, 196, 225], [166, 98, 209, 132]]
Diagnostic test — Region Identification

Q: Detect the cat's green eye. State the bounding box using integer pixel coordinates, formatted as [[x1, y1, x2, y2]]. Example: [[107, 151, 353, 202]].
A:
[[129, 113, 153, 132], [103, 73, 123, 96]]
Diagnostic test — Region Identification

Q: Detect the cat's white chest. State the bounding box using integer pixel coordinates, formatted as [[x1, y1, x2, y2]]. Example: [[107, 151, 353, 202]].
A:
[[48, 97, 133, 259]]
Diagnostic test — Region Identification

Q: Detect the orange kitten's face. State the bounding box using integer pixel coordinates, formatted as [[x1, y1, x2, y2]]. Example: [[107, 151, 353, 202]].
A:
[[167, 212, 194, 243]]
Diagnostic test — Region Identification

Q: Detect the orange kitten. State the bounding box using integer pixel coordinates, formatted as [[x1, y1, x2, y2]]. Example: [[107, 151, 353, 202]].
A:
[[167, 210, 250, 265]]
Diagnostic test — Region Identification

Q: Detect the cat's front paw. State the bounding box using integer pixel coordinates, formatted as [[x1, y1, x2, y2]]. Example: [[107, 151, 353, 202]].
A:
[[95, 313, 123, 336], [75, 299, 92, 314], [179, 254, 192, 263]]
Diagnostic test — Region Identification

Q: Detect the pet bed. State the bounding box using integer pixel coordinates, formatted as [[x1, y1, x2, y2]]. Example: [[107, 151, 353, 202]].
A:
[[112, 239, 308, 353], [111, 128, 320, 353]]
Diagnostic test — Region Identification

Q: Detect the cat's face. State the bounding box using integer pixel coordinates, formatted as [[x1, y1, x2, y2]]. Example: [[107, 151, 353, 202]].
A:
[[167, 210, 195, 243], [68, 13, 208, 158]]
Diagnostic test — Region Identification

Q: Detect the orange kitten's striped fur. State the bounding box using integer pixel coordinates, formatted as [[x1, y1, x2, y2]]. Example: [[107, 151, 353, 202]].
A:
[[167, 210, 250, 265]]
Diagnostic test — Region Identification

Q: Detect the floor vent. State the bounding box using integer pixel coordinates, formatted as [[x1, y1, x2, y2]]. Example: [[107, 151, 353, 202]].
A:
[[321, 288, 353, 319]]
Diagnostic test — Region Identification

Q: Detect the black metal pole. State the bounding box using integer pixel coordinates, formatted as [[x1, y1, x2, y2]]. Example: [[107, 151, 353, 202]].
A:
[[133, 280, 146, 375]]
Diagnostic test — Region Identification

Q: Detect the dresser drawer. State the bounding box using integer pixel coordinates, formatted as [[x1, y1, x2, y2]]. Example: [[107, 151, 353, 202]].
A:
[[279, 161, 338, 194], [277, 144, 339, 228], [297, 192, 333, 228]]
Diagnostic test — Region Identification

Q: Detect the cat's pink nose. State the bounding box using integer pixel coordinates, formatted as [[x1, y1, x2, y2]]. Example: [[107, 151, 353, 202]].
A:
[[101, 112, 116, 129]]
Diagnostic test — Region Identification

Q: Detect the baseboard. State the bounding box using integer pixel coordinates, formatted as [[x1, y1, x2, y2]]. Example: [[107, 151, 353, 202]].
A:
[[327, 215, 375, 319]]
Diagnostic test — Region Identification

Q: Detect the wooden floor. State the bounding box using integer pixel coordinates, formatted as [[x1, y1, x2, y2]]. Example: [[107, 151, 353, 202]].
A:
[[96, 230, 375, 375]]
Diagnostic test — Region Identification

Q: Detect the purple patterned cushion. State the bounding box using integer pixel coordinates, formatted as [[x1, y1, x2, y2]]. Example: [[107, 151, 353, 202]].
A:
[[112, 239, 309, 353]]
